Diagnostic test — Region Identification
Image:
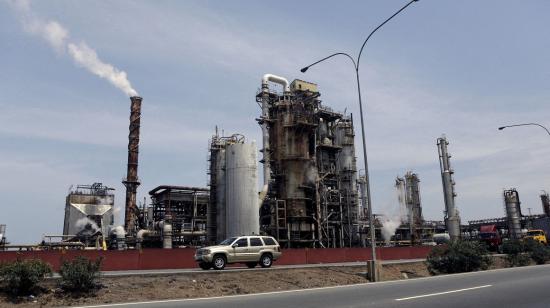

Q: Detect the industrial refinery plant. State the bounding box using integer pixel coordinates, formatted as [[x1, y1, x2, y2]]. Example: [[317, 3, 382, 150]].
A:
[[2, 74, 550, 252], [256, 77, 359, 248]]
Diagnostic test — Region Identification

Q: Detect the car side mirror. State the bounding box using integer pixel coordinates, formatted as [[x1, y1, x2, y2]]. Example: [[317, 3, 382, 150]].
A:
[[232, 243, 238, 248]]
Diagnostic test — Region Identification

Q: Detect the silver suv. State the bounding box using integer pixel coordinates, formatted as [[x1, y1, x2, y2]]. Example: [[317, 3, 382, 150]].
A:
[[194, 235, 282, 270]]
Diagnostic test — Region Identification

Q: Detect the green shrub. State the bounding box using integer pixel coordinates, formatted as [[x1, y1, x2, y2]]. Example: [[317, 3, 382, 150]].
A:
[[523, 239, 550, 265], [59, 256, 102, 292], [0, 259, 52, 295], [502, 239, 524, 254], [426, 240, 492, 275], [529, 245, 550, 265], [502, 240, 530, 267]]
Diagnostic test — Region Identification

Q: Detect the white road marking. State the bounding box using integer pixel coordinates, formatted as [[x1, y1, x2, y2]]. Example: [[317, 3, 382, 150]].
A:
[[72, 265, 550, 307], [395, 284, 492, 301]]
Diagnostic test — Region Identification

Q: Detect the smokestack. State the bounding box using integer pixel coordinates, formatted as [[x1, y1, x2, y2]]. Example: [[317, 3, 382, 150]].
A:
[[123, 96, 142, 235]]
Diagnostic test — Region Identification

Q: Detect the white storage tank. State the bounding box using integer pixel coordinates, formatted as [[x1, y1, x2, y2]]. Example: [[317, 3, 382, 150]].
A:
[[225, 141, 260, 238]]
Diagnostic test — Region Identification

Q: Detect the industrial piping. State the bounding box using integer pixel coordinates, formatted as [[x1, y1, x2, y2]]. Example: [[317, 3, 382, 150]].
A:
[[262, 74, 290, 92], [135, 220, 173, 249], [260, 74, 289, 188], [136, 229, 156, 250], [123, 96, 142, 236]]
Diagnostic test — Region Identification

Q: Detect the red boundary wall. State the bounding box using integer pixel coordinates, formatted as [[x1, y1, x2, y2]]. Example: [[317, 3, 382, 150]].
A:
[[0, 246, 431, 271]]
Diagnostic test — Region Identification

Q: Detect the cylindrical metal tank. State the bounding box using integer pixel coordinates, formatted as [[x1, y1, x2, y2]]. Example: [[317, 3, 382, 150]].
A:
[[163, 222, 172, 249], [504, 189, 522, 239], [225, 142, 260, 237]]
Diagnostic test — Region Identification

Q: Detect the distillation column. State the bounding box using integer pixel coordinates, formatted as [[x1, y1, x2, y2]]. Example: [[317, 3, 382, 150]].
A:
[[504, 189, 522, 240], [437, 136, 461, 241]]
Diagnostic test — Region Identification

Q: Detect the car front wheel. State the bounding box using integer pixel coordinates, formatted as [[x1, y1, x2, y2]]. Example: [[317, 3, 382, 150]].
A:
[[212, 255, 226, 270], [199, 262, 211, 270], [260, 254, 272, 268]]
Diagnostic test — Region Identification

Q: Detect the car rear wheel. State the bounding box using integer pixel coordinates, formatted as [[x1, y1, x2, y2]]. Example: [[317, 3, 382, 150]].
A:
[[246, 262, 257, 268], [260, 254, 272, 268], [199, 262, 211, 270], [212, 254, 226, 270]]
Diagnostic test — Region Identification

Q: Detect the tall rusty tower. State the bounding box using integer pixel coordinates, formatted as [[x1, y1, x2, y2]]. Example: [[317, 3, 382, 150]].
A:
[[123, 96, 142, 235]]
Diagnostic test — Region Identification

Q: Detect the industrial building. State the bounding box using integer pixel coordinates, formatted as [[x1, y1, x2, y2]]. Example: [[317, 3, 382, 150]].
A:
[[63, 183, 115, 237], [36, 81, 550, 251], [394, 171, 424, 245], [467, 188, 550, 238], [142, 186, 209, 247], [257, 75, 359, 248]]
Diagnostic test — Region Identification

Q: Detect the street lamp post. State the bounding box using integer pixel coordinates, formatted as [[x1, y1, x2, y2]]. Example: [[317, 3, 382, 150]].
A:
[[498, 123, 550, 136], [300, 0, 418, 282]]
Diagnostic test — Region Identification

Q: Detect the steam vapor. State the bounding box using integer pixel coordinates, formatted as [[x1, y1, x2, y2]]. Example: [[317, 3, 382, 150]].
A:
[[75, 217, 100, 233], [6, 0, 138, 97], [112, 225, 126, 237], [380, 182, 409, 244]]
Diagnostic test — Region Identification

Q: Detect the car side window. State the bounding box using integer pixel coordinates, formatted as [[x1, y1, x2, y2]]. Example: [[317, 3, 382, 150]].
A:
[[263, 237, 276, 245], [235, 238, 248, 247], [250, 237, 263, 246]]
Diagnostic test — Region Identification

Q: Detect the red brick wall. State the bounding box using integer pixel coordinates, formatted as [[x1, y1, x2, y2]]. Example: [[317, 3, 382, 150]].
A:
[[0, 246, 431, 271]]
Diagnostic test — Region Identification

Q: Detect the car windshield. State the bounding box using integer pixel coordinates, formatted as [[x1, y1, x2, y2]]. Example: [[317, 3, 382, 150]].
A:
[[219, 237, 238, 245], [527, 231, 542, 236]]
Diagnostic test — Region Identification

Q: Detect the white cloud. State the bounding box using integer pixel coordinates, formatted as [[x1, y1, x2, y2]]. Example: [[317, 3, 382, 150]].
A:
[[2, 1, 550, 243]]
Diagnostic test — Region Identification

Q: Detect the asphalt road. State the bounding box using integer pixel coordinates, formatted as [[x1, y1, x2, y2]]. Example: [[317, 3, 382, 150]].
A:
[[75, 264, 550, 308]]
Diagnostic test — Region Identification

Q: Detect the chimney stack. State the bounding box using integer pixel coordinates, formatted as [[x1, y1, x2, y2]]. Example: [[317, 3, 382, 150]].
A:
[[123, 96, 142, 235]]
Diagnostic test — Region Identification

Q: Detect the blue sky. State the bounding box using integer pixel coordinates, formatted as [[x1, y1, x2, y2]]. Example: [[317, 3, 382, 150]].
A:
[[1, 0, 550, 243]]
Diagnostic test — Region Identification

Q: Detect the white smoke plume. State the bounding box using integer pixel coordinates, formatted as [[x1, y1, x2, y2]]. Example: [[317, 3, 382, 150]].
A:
[[380, 215, 401, 245], [380, 181, 409, 245], [6, 0, 138, 97], [112, 226, 126, 237], [75, 217, 100, 233]]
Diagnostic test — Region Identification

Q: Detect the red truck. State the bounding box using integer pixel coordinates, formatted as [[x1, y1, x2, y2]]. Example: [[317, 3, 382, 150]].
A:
[[479, 224, 502, 251]]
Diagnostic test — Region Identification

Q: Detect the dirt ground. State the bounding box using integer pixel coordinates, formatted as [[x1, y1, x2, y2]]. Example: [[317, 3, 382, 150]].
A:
[[0, 262, 430, 307], [0, 256, 522, 307]]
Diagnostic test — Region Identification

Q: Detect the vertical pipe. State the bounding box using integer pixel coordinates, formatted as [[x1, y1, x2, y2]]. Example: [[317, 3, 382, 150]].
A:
[[123, 96, 142, 236], [261, 85, 271, 186]]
